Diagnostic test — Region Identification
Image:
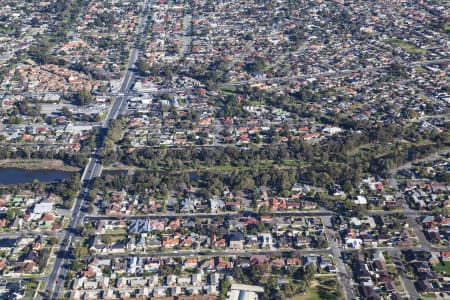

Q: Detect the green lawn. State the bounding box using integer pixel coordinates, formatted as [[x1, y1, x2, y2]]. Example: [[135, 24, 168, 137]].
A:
[[385, 38, 426, 55], [281, 160, 306, 167], [433, 261, 450, 275], [104, 229, 127, 235], [350, 144, 374, 156], [197, 160, 285, 171], [24, 291, 35, 298], [292, 280, 342, 300], [291, 287, 320, 300], [444, 22, 450, 32], [108, 158, 311, 173], [220, 86, 238, 94]]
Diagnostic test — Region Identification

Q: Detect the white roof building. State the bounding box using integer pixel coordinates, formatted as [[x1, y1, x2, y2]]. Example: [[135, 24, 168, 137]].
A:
[[33, 202, 53, 214], [354, 195, 368, 205]]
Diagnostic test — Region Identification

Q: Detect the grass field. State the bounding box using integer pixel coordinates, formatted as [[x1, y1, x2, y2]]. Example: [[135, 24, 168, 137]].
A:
[[104, 229, 127, 235], [433, 261, 450, 275], [292, 279, 343, 300], [281, 160, 307, 167], [195, 160, 308, 172], [385, 38, 426, 55], [444, 22, 450, 32], [220, 86, 238, 94], [291, 287, 320, 300]]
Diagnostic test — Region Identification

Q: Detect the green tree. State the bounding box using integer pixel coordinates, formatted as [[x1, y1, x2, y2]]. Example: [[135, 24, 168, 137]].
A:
[[6, 208, 21, 221], [47, 237, 59, 246], [8, 116, 24, 124], [232, 265, 247, 283], [404, 108, 419, 120], [101, 235, 113, 246], [74, 88, 93, 106], [73, 243, 88, 258], [137, 59, 150, 76], [219, 278, 231, 300], [304, 263, 316, 282], [61, 106, 72, 118], [343, 180, 353, 194], [282, 283, 296, 297], [245, 57, 266, 73], [88, 189, 98, 203]]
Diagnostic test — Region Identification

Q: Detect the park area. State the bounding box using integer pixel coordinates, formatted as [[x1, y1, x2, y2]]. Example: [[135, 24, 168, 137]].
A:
[[291, 279, 343, 300]]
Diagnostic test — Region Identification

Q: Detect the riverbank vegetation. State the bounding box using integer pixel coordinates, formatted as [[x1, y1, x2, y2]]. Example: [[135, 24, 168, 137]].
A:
[[0, 159, 80, 171]]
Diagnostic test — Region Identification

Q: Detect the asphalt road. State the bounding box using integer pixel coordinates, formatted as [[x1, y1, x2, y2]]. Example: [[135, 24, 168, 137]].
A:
[[43, 1, 152, 298], [407, 216, 448, 252], [2, 58, 448, 99], [0, 231, 64, 238], [323, 216, 355, 300], [83, 207, 432, 222], [46, 184, 90, 299], [391, 249, 419, 300], [83, 210, 336, 221], [102, 64, 135, 126], [388, 149, 449, 177], [93, 58, 450, 98], [45, 160, 97, 298], [102, 0, 149, 126], [20, 8, 447, 300], [223, 58, 450, 86], [83, 248, 332, 260]]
